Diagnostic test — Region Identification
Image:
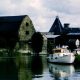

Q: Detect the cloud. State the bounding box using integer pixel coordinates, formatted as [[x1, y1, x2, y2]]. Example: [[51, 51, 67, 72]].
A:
[[0, 0, 80, 31], [0, 0, 15, 15]]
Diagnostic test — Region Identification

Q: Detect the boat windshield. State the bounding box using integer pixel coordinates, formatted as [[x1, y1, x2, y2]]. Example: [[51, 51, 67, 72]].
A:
[[53, 49, 62, 53], [52, 48, 69, 53]]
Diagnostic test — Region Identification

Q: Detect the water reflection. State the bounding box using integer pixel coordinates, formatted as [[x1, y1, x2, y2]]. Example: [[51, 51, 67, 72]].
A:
[[1, 51, 80, 80], [0, 51, 33, 80], [31, 55, 43, 78], [48, 63, 75, 80], [0, 58, 18, 80]]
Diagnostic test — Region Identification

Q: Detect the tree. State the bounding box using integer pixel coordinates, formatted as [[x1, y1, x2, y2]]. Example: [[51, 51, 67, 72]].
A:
[[31, 32, 43, 54]]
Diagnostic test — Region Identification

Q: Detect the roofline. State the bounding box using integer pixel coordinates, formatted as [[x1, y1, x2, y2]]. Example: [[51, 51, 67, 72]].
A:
[[0, 15, 28, 17]]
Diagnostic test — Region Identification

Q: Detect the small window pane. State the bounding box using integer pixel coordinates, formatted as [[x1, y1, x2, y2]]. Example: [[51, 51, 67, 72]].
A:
[[26, 31, 29, 35], [26, 22, 29, 26]]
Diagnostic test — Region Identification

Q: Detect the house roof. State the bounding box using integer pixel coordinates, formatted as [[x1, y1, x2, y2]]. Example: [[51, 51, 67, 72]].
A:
[[0, 15, 26, 32], [0, 15, 26, 22], [69, 28, 80, 33], [49, 16, 64, 34], [49, 16, 80, 35], [67, 33, 80, 35], [45, 34, 60, 38]]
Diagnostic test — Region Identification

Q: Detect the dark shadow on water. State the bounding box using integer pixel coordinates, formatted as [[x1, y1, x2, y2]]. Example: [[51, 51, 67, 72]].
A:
[[30, 55, 43, 77], [0, 58, 18, 80]]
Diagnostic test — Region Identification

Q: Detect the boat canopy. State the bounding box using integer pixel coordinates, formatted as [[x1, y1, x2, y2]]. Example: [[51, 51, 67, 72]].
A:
[[52, 47, 69, 53]]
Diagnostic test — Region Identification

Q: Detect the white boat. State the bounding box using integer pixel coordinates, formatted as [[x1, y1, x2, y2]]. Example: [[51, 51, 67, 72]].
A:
[[47, 46, 75, 64]]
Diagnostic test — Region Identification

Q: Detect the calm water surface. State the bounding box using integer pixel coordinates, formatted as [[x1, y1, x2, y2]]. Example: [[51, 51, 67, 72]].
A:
[[0, 53, 80, 80]]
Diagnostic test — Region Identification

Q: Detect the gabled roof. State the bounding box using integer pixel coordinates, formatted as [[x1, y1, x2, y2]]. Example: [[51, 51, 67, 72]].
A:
[[0, 15, 26, 32], [49, 16, 64, 34], [0, 15, 26, 22]]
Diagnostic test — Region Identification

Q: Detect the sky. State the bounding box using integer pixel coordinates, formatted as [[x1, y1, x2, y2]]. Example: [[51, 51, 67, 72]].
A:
[[0, 0, 80, 32]]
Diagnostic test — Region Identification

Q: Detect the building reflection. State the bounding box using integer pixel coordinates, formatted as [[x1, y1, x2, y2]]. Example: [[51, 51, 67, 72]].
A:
[[0, 58, 18, 80], [0, 50, 33, 80], [48, 63, 75, 80]]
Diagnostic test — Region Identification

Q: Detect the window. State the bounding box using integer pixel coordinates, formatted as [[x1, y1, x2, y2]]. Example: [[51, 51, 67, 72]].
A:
[[26, 31, 29, 35], [26, 22, 29, 26], [55, 57, 57, 59]]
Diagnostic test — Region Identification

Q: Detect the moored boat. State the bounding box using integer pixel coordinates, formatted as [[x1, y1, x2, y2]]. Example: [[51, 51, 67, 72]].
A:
[[47, 46, 75, 64]]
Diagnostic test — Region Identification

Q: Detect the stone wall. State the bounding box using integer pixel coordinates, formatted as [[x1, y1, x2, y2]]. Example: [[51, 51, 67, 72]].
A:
[[17, 16, 35, 51], [19, 15, 35, 41]]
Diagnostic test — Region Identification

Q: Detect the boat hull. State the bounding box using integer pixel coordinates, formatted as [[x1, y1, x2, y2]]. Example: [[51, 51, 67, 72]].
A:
[[48, 54, 75, 64]]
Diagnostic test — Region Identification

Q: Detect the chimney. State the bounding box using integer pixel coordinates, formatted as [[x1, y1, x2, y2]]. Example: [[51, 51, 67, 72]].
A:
[[64, 23, 69, 29]]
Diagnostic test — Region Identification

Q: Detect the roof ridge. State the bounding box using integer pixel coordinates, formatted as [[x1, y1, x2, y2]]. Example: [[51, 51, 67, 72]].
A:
[[49, 16, 63, 34], [0, 15, 27, 17]]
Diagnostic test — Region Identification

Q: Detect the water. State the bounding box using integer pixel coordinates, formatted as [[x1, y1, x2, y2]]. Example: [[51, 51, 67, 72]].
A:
[[0, 52, 80, 80]]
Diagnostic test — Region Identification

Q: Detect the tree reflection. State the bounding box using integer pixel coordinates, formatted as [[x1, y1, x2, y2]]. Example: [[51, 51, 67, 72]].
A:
[[31, 55, 43, 77]]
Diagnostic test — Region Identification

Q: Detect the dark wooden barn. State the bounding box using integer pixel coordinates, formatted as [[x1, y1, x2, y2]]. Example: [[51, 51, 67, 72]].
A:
[[0, 15, 35, 50]]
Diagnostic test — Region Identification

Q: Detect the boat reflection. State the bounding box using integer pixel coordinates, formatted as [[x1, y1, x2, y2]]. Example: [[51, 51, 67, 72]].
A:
[[48, 63, 75, 79]]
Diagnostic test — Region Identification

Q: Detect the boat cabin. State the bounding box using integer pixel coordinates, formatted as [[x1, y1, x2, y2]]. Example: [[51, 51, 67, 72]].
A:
[[52, 48, 69, 54]]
